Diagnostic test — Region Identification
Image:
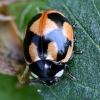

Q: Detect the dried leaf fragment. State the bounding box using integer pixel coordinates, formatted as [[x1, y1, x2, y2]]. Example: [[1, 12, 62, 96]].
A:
[[0, 60, 20, 76]]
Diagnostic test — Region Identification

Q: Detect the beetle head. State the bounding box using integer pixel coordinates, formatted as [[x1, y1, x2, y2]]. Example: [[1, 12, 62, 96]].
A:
[[29, 60, 65, 85]]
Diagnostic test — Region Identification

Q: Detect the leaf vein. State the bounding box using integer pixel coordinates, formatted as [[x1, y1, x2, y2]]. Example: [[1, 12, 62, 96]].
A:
[[92, 0, 100, 17], [62, 0, 100, 52], [64, 85, 75, 100], [75, 82, 98, 91], [49, 87, 62, 100]]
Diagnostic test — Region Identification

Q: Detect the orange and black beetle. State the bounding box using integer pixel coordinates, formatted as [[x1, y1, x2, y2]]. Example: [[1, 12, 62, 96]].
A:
[[21, 9, 77, 85]]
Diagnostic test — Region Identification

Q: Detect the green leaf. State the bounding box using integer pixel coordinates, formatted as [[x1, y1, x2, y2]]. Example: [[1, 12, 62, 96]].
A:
[[38, 0, 100, 100], [0, 74, 41, 100]]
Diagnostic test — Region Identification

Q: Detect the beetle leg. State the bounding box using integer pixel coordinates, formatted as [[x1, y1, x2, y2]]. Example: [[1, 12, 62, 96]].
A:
[[69, 50, 83, 60], [73, 36, 83, 54], [21, 65, 30, 84], [74, 50, 83, 54], [72, 22, 77, 28], [64, 64, 76, 80]]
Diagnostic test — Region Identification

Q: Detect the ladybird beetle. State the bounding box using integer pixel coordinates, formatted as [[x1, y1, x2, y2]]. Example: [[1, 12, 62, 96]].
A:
[[21, 9, 78, 85]]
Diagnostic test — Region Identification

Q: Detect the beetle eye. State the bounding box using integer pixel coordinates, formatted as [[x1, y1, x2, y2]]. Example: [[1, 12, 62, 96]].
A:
[[53, 77, 60, 83]]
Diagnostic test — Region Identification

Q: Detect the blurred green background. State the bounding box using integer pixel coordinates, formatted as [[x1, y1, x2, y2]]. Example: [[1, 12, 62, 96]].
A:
[[0, 0, 47, 100], [8, 0, 47, 36]]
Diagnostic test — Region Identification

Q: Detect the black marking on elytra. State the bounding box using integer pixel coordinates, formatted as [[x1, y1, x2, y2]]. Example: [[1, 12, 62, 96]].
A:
[[48, 13, 70, 27], [27, 13, 41, 30], [32, 36, 50, 60], [23, 29, 49, 62], [23, 30, 33, 63], [57, 38, 71, 61], [44, 29, 72, 61], [24, 28, 71, 62], [41, 37, 51, 59]]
